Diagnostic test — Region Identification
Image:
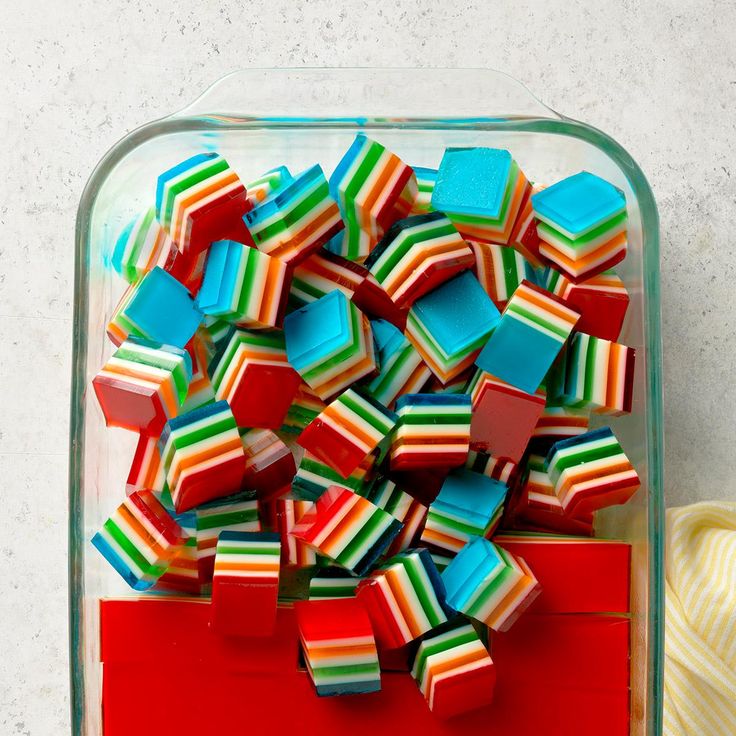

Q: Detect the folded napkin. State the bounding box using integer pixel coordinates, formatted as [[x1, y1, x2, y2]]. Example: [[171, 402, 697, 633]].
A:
[[664, 502, 736, 735]]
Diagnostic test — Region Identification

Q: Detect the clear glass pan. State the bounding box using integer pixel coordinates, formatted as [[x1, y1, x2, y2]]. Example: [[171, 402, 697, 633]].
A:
[[70, 68, 663, 735]]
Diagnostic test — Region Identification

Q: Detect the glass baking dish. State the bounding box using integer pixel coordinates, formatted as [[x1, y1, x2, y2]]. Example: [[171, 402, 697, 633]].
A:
[[69, 68, 663, 736]]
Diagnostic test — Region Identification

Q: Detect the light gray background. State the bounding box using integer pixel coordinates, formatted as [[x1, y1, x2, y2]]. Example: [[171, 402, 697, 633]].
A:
[[1, 0, 734, 732]]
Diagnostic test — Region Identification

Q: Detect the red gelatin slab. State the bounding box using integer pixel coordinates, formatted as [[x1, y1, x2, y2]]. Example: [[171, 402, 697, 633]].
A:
[[490, 678, 630, 736], [100, 598, 295, 668], [489, 613, 631, 691], [101, 600, 629, 736], [494, 535, 631, 613], [102, 662, 628, 736]]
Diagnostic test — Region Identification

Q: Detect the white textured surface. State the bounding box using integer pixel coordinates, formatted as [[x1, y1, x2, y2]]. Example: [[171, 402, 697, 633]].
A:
[[1, 1, 735, 732]]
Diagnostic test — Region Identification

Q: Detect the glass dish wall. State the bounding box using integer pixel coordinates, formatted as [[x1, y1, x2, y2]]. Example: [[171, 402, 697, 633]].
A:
[[70, 69, 663, 736]]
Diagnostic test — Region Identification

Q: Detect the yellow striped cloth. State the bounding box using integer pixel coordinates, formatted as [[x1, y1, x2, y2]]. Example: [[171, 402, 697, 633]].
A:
[[664, 502, 736, 735]]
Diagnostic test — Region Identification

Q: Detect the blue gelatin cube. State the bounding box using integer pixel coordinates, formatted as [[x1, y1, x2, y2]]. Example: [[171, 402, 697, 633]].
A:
[[244, 164, 327, 230], [442, 536, 504, 609], [124, 267, 202, 348], [475, 312, 562, 394], [196, 240, 241, 315], [371, 319, 405, 360], [411, 271, 500, 356], [217, 530, 281, 545], [531, 171, 626, 237], [110, 216, 136, 276], [156, 152, 219, 215], [322, 229, 344, 256], [432, 148, 513, 217], [395, 392, 472, 411], [414, 166, 438, 183], [433, 469, 507, 529], [91, 532, 153, 591], [328, 134, 368, 201], [258, 165, 294, 193], [283, 290, 351, 372]]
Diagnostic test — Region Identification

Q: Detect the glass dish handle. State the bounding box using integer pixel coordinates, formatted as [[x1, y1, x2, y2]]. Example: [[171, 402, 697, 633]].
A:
[[172, 68, 561, 121]]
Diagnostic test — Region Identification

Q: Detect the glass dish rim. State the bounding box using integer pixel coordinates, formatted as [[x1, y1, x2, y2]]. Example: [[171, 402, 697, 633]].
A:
[[69, 67, 664, 736]]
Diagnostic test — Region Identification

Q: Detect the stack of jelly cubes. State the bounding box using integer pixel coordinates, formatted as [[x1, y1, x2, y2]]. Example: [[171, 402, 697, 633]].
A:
[[93, 137, 639, 718]]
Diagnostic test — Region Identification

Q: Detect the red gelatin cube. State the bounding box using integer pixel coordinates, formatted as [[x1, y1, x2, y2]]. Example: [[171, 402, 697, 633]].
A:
[[470, 372, 546, 462]]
